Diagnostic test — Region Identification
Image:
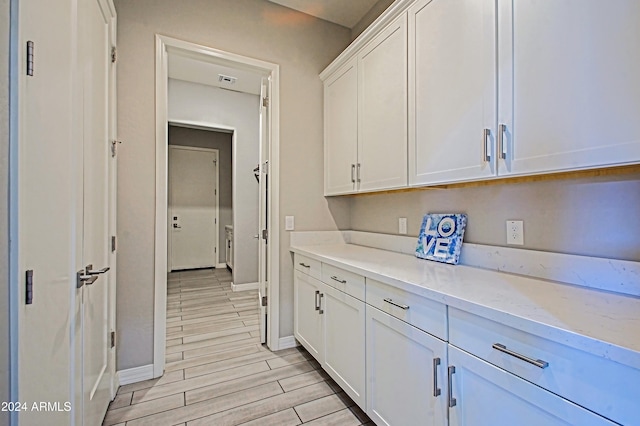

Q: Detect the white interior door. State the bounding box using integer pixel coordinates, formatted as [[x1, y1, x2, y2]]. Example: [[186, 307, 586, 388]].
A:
[[16, 0, 78, 424], [169, 146, 219, 271], [258, 77, 270, 344], [80, 0, 115, 424]]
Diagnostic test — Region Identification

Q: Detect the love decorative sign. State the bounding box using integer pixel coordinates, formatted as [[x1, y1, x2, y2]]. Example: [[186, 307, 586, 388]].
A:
[[415, 213, 468, 265]]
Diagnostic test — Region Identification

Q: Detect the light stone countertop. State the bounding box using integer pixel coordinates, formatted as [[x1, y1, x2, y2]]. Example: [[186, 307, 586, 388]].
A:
[[290, 243, 640, 371]]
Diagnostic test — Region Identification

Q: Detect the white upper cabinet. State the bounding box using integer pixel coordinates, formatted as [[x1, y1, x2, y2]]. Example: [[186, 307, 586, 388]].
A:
[[324, 58, 358, 195], [497, 0, 640, 176], [323, 12, 408, 195], [409, 0, 497, 186], [358, 13, 408, 192]]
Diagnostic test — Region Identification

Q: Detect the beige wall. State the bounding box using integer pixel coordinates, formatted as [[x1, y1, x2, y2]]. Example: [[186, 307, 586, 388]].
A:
[[114, 0, 351, 369], [351, 0, 396, 40], [0, 0, 10, 419], [350, 173, 640, 261]]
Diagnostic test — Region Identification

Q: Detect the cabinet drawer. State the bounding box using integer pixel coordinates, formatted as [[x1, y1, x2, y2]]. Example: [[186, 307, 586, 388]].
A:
[[449, 307, 639, 425], [366, 278, 446, 340], [294, 254, 321, 280], [321, 263, 365, 301]]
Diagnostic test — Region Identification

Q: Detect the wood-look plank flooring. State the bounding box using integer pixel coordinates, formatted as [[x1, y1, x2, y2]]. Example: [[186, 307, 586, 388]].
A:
[[104, 268, 372, 426]]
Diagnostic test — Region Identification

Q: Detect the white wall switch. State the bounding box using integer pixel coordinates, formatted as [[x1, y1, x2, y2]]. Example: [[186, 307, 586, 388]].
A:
[[506, 220, 524, 245], [399, 217, 407, 235], [285, 215, 295, 231]]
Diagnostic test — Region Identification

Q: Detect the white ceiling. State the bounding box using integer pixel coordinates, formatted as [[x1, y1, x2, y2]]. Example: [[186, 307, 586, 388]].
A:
[[267, 0, 380, 28]]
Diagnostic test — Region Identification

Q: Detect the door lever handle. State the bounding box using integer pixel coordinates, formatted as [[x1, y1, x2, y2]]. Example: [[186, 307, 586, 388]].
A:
[[85, 266, 110, 276], [77, 271, 99, 288]]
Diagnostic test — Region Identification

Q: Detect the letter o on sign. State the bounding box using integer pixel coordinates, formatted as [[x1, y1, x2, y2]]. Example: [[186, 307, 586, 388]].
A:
[[437, 217, 456, 238]]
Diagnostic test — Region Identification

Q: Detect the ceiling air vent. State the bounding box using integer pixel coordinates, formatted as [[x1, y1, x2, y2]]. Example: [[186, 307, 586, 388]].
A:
[[218, 74, 237, 84]]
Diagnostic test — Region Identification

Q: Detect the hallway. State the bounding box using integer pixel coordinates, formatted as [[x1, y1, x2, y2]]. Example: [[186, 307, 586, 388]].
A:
[[103, 268, 372, 425]]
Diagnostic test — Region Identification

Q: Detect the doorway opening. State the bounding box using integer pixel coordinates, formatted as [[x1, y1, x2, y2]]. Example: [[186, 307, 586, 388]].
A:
[[154, 35, 280, 378]]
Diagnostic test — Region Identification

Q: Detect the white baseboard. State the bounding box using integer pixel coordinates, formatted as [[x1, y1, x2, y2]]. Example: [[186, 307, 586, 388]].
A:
[[216, 263, 228, 269], [231, 281, 259, 292], [117, 364, 154, 386], [278, 335, 299, 350]]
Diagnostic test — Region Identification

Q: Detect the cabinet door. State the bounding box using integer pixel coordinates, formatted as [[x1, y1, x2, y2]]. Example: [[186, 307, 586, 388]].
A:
[[323, 285, 366, 408], [324, 57, 358, 195], [366, 306, 447, 426], [448, 346, 616, 426], [498, 0, 640, 176], [409, 0, 497, 186], [293, 270, 324, 362], [358, 13, 408, 192]]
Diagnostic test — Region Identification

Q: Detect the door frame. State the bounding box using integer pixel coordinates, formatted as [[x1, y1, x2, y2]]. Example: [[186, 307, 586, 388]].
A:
[[154, 35, 281, 378], [167, 145, 220, 272]]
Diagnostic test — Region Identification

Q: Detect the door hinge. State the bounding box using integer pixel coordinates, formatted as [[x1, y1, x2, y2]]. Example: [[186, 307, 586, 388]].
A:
[[261, 229, 268, 241], [110, 331, 116, 348], [111, 236, 117, 252], [26, 41, 34, 76], [111, 140, 122, 157], [111, 46, 117, 63], [263, 161, 269, 175], [262, 97, 269, 108], [25, 270, 34, 305], [261, 296, 267, 307]]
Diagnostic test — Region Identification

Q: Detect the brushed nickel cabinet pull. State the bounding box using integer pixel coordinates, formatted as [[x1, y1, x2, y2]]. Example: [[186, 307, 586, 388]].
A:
[[433, 358, 441, 397], [299, 262, 311, 268], [448, 366, 456, 407], [330, 276, 347, 284], [351, 164, 355, 183], [483, 128, 491, 162], [492, 343, 549, 369], [498, 124, 507, 159], [319, 293, 324, 314], [314, 290, 320, 311], [383, 298, 409, 310]]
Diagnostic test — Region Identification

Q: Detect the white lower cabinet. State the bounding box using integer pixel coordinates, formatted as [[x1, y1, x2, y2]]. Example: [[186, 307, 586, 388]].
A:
[[366, 305, 447, 426], [447, 346, 615, 426], [323, 285, 366, 408], [293, 270, 324, 362]]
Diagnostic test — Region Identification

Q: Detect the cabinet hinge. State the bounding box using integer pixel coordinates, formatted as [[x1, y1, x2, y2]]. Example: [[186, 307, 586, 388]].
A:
[[111, 236, 117, 252], [261, 296, 267, 307], [263, 97, 270, 108], [110, 331, 116, 348], [111, 46, 117, 63]]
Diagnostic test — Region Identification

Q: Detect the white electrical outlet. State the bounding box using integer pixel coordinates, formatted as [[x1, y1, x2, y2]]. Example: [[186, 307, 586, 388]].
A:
[[285, 216, 295, 231], [506, 220, 524, 245], [399, 218, 407, 235]]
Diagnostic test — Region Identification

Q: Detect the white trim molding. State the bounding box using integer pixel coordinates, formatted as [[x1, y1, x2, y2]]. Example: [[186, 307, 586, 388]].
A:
[[278, 336, 299, 350], [117, 364, 154, 386], [231, 281, 259, 292]]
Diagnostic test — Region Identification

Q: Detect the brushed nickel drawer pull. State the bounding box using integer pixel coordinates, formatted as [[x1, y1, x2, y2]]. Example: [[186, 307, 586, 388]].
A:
[[299, 263, 311, 268], [383, 298, 409, 310], [433, 358, 441, 397], [330, 276, 347, 284], [492, 343, 549, 369]]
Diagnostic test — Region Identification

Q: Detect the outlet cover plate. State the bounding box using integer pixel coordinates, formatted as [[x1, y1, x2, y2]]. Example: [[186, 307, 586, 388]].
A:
[[285, 216, 295, 231], [399, 218, 407, 234], [506, 220, 524, 245]]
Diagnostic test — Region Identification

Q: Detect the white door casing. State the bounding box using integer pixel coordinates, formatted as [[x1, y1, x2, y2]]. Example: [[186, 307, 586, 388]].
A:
[[168, 146, 219, 271], [155, 36, 281, 377], [258, 77, 269, 344]]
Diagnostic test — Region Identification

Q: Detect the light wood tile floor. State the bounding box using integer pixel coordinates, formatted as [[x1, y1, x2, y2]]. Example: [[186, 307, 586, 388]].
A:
[[104, 268, 373, 426]]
